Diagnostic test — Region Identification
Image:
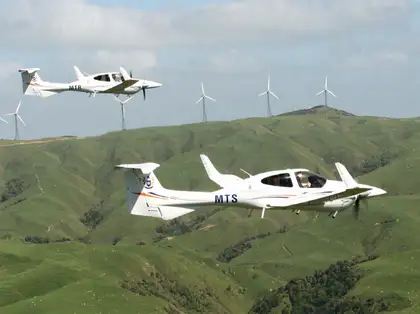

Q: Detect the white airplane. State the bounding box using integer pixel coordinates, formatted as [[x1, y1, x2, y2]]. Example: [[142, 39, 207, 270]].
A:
[[18, 66, 162, 100], [115, 155, 386, 221]]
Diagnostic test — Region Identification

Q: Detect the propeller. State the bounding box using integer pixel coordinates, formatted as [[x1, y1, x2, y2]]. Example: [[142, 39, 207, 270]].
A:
[[142, 86, 146, 100], [129, 69, 146, 100], [352, 194, 369, 220]]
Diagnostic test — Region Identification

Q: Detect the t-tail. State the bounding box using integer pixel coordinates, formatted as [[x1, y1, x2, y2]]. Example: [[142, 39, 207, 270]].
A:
[[115, 162, 196, 220], [18, 68, 61, 98]]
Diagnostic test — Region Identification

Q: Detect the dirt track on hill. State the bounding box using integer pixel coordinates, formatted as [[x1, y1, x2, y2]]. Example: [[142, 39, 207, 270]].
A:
[[0, 136, 85, 148]]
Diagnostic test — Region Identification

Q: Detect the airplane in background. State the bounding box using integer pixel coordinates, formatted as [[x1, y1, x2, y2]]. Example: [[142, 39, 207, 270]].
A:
[[18, 66, 162, 100], [114, 155, 386, 221]]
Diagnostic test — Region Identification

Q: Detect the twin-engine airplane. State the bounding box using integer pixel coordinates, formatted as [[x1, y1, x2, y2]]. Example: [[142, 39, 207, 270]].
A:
[[18, 66, 162, 100], [115, 155, 386, 221]]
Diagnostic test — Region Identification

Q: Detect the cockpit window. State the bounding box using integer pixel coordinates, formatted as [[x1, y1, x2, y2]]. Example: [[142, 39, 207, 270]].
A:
[[93, 74, 110, 82], [112, 73, 123, 82], [295, 171, 326, 188], [261, 173, 293, 187]]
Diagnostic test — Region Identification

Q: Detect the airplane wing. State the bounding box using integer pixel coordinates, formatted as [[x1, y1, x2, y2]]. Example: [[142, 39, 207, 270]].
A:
[[103, 79, 138, 94], [273, 186, 371, 208], [200, 154, 244, 188]]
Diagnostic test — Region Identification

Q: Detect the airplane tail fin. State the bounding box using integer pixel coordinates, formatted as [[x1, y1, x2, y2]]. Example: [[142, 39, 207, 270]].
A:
[[19, 68, 43, 95], [199, 154, 244, 189], [115, 163, 194, 220], [73, 66, 85, 81], [18, 68, 58, 98]]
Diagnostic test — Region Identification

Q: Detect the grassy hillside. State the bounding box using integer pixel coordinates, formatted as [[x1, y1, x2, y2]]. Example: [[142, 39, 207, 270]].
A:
[[1, 106, 420, 312]]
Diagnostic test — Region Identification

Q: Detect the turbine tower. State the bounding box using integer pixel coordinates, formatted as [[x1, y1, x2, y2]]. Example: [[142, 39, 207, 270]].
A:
[[258, 76, 279, 117], [5, 100, 26, 140], [196, 82, 216, 123], [113, 95, 133, 130], [316, 76, 336, 107]]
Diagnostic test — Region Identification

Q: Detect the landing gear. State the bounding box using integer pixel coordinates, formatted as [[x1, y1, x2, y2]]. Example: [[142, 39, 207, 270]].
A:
[[247, 207, 266, 218], [261, 207, 266, 219], [328, 211, 339, 218], [293, 209, 301, 215]]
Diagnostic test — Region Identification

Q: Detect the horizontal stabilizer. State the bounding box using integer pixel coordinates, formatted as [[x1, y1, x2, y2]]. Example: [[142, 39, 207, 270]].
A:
[[200, 154, 244, 188], [103, 79, 138, 94], [19, 68, 40, 74], [37, 90, 60, 98], [115, 162, 160, 174]]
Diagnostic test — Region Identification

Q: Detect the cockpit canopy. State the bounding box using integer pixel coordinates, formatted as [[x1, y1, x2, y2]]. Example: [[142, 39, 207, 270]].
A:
[[261, 173, 293, 187], [112, 73, 124, 82], [294, 171, 326, 188], [260, 170, 327, 188], [93, 73, 125, 82]]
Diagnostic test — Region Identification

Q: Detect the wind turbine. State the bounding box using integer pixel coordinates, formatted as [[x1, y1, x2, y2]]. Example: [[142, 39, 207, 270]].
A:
[[113, 95, 133, 130], [196, 82, 216, 123], [5, 100, 25, 140], [258, 76, 279, 117], [316, 76, 337, 107]]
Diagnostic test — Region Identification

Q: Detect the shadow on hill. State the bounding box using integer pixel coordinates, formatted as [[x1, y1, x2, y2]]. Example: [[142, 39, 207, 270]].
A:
[[278, 105, 355, 117]]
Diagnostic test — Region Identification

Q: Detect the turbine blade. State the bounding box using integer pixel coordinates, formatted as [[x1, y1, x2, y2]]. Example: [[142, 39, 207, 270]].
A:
[[327, 89, 337, 97], [0, 117, 8, 123], [17, 115, 26, 126], [4, 113, 14, 116], [267, 75, 270, 90], [325, 76, 328, 89], [16, 100, 22, 113], [196, 96, 204, 104], [258, 91, 267, 97], [316, 90, 325, 96], [269, 91, 279, 100], [201, 82, 205, 95], [205, 95, 216, 102]]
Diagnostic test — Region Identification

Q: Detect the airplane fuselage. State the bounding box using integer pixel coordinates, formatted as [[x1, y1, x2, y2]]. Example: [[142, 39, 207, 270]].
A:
[[23, 69, 162, 98], [33, 80, 144, 95], [139, 180, 372, 214]]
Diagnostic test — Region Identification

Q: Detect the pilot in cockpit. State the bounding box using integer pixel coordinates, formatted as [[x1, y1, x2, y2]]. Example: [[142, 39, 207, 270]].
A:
[[296, 172, 311, 188]]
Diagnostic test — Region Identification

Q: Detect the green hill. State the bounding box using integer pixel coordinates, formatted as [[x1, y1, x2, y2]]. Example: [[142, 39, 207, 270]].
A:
[[1, 106, 420, 313]]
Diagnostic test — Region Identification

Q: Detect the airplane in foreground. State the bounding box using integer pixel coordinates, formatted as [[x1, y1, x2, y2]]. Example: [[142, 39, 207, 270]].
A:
[[18, 66, 162, 100], [115, 155, 386, 221]]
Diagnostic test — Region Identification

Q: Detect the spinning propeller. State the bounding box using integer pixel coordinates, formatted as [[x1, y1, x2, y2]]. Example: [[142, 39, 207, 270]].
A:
[[129, 69, 146, 100], [352, 193, 369, 220]]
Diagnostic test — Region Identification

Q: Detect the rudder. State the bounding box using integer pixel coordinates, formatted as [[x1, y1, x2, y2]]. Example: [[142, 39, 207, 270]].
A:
[[115, 162, 196, 220]]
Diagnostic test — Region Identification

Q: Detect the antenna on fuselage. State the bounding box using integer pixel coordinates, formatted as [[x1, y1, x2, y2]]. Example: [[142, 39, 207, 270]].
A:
[[240, 168, 253, 177]]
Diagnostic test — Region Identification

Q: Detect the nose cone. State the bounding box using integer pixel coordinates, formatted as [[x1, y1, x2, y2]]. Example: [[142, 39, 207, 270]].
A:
[[368, 187, 387, 197], [147, 81, 162, 89]]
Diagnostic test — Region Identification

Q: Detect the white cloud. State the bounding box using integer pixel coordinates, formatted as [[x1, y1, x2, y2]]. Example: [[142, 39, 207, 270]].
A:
[[344, 51, 408, 69], [0, 0, 410, 52], [208, 49, 261, 73]]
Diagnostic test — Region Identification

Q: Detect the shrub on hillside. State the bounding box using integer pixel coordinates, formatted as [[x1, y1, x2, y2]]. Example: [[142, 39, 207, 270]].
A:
[[1, 178, 29, 202]]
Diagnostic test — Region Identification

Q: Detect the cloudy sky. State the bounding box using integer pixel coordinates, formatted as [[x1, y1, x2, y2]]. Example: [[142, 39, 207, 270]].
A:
[[0, 0, 417, 140]]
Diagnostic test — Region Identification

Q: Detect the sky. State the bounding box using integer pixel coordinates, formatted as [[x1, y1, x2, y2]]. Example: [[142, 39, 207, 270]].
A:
[[0, 0, 417, 140]]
